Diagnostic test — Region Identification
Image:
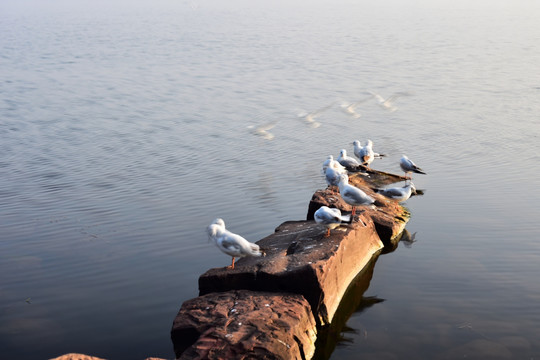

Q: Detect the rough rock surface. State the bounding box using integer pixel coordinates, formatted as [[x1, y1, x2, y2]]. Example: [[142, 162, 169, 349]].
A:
[[172, 169, 412, 359], [171, 290, 317, 360], [49, 355, 107, 360], [199, 215, 384, 326], [307, 171, 410, 245], [49, 354, 167, 360]]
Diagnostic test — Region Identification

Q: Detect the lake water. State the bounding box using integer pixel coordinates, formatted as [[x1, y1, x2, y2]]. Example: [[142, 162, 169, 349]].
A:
[[1, 0, 539, 359]]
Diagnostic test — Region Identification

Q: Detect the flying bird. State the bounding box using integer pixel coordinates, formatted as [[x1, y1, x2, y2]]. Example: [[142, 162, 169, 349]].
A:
[[207, 218, 264, 269], [247, 120, 278, 140], [368, 91, 411, 112], [298, 102, 336, 128], [340, 96, 372, 118], [314, 206, 351, 237]]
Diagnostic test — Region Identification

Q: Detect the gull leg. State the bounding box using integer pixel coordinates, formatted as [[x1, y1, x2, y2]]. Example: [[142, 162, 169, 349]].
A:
[[351, 206, 356, 217], [227, 257, 236, 269], [325, 228, 331, 238], [404, 173, 411, 184]]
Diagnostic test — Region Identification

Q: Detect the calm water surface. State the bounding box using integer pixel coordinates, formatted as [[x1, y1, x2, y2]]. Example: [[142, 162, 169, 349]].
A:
[[1, 0, 539, 359]]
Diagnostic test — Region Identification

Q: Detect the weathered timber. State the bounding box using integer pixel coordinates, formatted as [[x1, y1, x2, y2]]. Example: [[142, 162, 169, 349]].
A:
[[171, 290, 317, 360]]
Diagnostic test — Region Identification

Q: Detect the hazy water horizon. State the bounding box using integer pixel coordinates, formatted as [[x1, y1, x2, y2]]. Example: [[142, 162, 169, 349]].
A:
[[1, 0, 539, 359]]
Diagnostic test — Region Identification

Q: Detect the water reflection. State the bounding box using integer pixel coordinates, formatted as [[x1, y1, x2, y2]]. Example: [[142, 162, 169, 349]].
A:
[[314, 228, 419, 359], [313, 256, 383, 360], [399, 229, 418, 248]]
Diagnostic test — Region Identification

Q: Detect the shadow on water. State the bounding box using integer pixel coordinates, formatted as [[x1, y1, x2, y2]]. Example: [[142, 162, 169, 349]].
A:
[[312, 229, 413, 360]]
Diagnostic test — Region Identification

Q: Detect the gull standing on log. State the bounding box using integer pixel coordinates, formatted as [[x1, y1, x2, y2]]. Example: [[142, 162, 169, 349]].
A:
[[375, 182, 417, 203], [325, 159, 347, 192], [337, 149, 361, 168], [322, 155, 346, 174], [207, 218, 264, 269], [400, 155, 426, 180], [352, 140, 363, 158], [337, 173, 375, 217], [358, 139, 376, 168], [314, 206, 351, 237]]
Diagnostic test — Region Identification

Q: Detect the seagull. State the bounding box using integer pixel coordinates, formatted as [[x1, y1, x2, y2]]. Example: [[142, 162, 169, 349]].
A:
[[314, 206, 351, 237], [206, 218, 264, 269], [322, 155, 346, 174], [368, 91, 411, 112], [247, 120, 278, 140], [353, 140, 386, 169], [352, 140, 364, 160], [298, 102, 336, 128], [354, 139, 376, 168], [337, 149, 361, 168], [337, 173, 375, 217], [400, 155, 426, 180], [325, 160, 347, 191], [340, 96, 372, 118], [375, 182, 416, 203]]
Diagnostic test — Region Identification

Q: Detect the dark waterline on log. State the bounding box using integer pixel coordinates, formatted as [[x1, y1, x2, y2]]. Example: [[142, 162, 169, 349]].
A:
[[1, 0, 540, 359]]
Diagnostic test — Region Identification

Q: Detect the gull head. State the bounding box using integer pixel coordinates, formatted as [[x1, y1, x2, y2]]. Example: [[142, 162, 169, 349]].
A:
[[207, 223, 223, 242], [211, 218, 225, 228]]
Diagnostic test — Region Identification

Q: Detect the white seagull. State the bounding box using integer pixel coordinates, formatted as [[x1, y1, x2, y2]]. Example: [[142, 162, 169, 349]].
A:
[[352, 140, 363, 159], [337, 173, 375, 217], [207, 218, 264, 269], [298, 102, 336, 128], [325, 159, 347, 191], [314, 206, 351, 237], [247, 120, 278, 140], [355, 139, 376, 168], [400, 155, 426, 180], [368, 91, 411, 112], [340, 96, 372, 118], [337, 149, 361, 168], [322, 155, 346, 174], [375, 182, 417, 203]]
